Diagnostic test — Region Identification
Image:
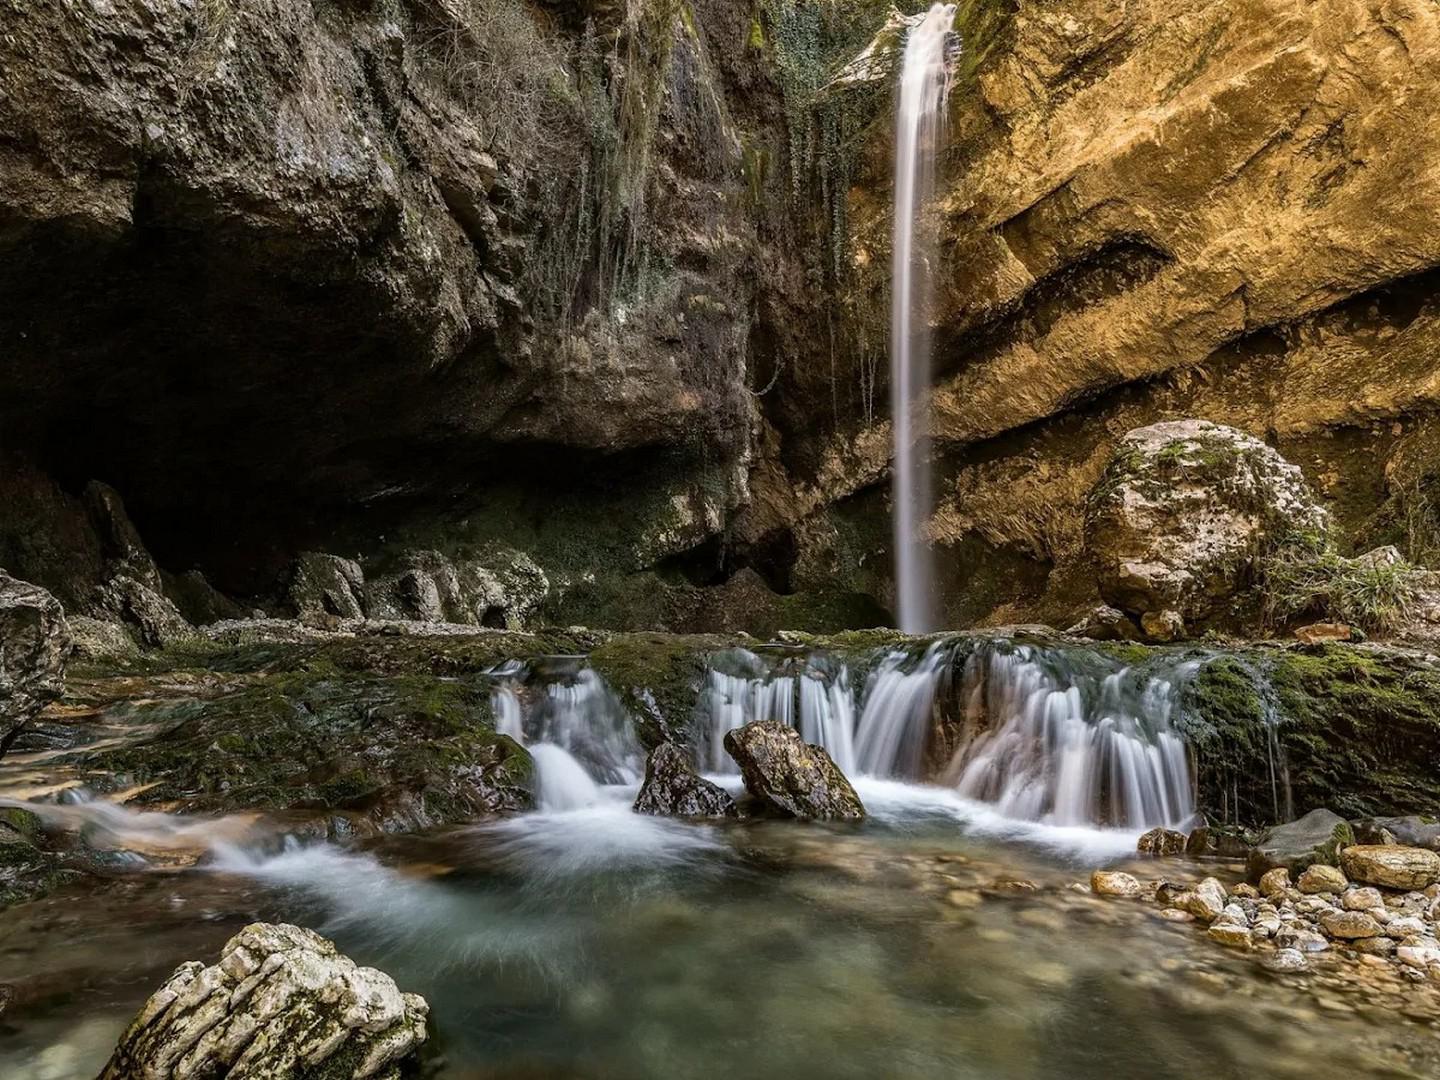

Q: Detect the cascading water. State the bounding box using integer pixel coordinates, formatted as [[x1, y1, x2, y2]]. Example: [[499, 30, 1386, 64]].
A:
[[890, 3, 957, 634], [700, 637, 1200, 831], [945, 645, 1197, 830]]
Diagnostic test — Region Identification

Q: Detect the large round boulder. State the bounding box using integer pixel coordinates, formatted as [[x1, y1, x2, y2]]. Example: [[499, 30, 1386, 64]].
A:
[[0, 570, 70, 757], [1085, 421, 1329, 631], [723, 721, 865, 821], [100, 923, 428, 1080]]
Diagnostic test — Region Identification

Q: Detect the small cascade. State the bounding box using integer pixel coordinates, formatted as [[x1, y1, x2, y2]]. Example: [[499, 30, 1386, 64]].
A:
[[500, 663, 641, 785], [529, 744, 603, 812], [703, 651, 857, 774], [946, 646, 1197, 830], [853, 646, 946, 778], [890, 3, 958, 634]]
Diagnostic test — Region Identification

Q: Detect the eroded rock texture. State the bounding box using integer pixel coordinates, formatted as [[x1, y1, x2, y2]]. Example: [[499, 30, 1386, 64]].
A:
[[724, 720, 866, 821], [1085, 421, 1329, 630], [0, 571, 70, 758], [100, 923, 428, 1080]]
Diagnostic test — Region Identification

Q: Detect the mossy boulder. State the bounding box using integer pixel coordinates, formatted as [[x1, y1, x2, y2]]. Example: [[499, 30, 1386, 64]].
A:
[[0, 806, 81, 909], [71, 670, 533, 831], [1086, 421, 1329, 634]]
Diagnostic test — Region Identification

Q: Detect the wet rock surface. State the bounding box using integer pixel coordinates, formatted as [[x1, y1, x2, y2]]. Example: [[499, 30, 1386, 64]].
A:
[[99, 923, 428, 1080], [0, 572, 70, 758], [723, 722, 865, 821], [633, 743, 737, 819]]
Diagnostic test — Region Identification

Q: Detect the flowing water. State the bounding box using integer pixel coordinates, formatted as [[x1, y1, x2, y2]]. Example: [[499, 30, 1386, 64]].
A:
[[890, 3, 957, 634], [4, 639, 1437, 1079]]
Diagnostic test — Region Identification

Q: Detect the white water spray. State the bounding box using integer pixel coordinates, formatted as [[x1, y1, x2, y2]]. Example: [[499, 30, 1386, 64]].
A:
[[890, 3, 956, 634]]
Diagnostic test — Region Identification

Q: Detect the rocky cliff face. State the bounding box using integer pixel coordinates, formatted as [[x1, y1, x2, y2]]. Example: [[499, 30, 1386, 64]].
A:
[[764, 0, 1440, 630], [3, 0, 1439, 635]]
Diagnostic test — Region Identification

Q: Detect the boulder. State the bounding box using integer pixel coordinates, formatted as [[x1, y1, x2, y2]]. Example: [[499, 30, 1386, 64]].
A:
[[367, 548, 548, 629], [99, 923, 428, 1080], [0, 570, 70, 757], [1085, 421, 1329, 625], [1340, 845, 1440, 890], [633, 743, 737, 818], [1063, 604, 1138, 641], [1, 804, 77, 908], [287, 552, 367, 621], [93, 574, 193, 647], [1351, 816, 1440, 850], [723, 721, 865, 821], [1246, 809, 1354, 882], [1136, 827, 1187, 856], [1297, 864, 1348, 894], [67, 616, 139, 660], [1091, 870, 1143, 897]]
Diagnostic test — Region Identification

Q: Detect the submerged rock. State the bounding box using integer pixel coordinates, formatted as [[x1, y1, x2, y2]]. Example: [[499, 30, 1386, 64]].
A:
[[1246, 809, 1354, 882], [723, 721, 865, 821], [1085, 420, 1329, 631], [633, 743, 737, 818], [0, 570, 69, 757], [100, 923, 428, 1080], [1091, 870, 1143, 897], [0, 805, 79, 909], [1341, 845, 1440, 890]]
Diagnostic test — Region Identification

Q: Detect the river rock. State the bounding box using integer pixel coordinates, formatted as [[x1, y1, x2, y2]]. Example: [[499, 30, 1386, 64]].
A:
[[1136, 827, 1187, 856], [1297, 864, 1348, 894], [1247, 809, 1354, 882], [1181, 878, 1229, 922], [0, 570, 70, 757], [633, 743, 737, 818], [99, 923, 428, 1080], [1085, 421, 1329, 625], [1258, 867, 1291, 899], [1341, 845, 1440, 890], [1342, 886, 1384, 912], [1320, 910, 1384, 940], [1352, 817, 1440, 850], [1208, 922, 1251, 948], [366, 548, 548, 630], [1091, 870, 1143, 897], [1276, 927, 1330, 953], [723, 721, 865, 821]]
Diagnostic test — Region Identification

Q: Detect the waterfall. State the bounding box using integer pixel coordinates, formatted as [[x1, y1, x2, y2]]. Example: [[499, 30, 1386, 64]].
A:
[[529, 744, 603, 812], [945, 646, 1197, 830], [699, 637, 1199, 830], [853, 646, 945, 778], [890, 3, 957, 634]]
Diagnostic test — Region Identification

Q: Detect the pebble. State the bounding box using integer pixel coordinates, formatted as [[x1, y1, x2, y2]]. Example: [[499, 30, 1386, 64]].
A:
[[946, 890, 981, 909], [1182, 878, 1228, 921], [1157, 907, 1195, 923], [1208, 923, 1251, 948]]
